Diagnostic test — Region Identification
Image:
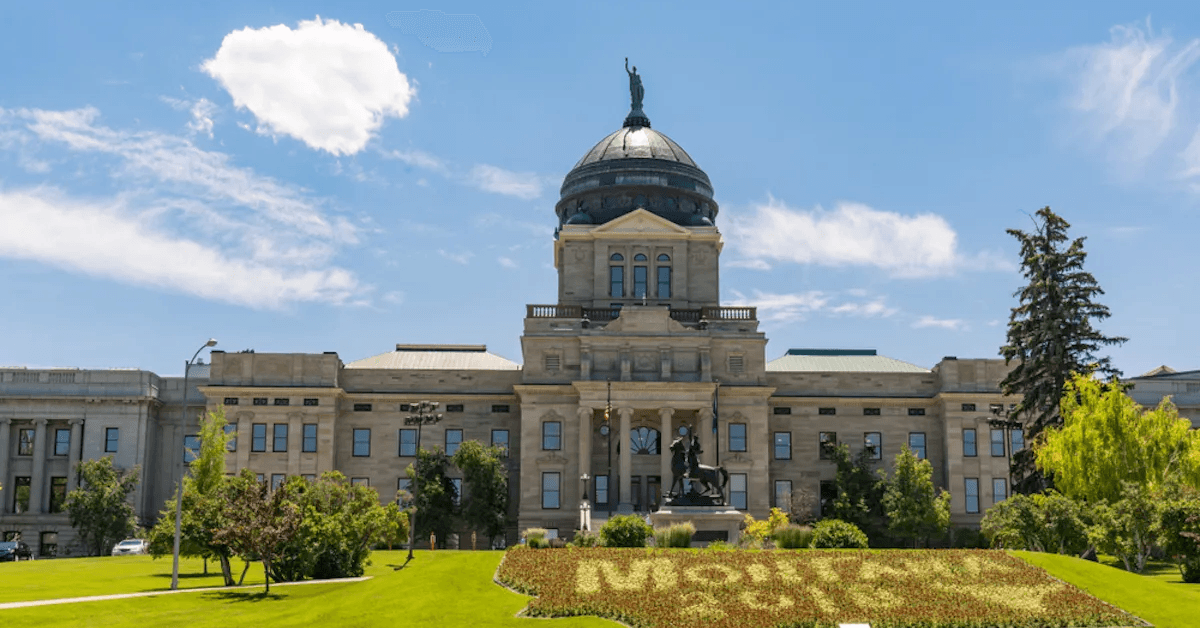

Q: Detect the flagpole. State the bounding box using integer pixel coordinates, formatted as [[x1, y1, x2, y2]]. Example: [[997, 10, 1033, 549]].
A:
[[713, 380, 720, 469]]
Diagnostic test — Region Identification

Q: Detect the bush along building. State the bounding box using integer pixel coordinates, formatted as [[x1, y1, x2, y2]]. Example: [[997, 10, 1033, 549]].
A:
[[0, 71, 1030, 553]]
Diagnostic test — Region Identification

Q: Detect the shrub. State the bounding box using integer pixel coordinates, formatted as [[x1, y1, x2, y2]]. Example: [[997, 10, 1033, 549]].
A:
[[523, 527, 550, 549], [570, 529, 600, 547], [773, 524, 814, 549], [653, 522, 696, 548], [741, 508, 790, 548], [705, 540, 735, 551], [810, 519, 869, 549], [1161, 488, 1200, 583], [949, 526, 988, 549], [599, 514, 653, 547]]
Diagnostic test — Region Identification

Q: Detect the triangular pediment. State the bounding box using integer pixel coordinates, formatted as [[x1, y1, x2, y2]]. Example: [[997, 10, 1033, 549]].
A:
[[591, 209, 692, 237]]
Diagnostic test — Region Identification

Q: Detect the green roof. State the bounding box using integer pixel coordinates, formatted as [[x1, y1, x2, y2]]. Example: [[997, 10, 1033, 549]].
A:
[[767, 349, 929, 373]]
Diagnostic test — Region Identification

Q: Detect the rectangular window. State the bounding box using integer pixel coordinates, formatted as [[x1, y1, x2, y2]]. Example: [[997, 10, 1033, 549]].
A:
[[961, 403, 976, 412], [397, 478, 412, 506], [255, 473, 265, 483], [445, 429, 463, 456], [445, 404, 464, 413], [772, 407, 791, 415], [491, 429, 509, 457], [300, 474, 315, 482], [993, 478, 1008, 504], [542, 421, 561, 450], [303, 398, 319, 406], [542, 472, 560, 509], [1011, 429, 1024, 453], [105, 427, 119, 453], [863, 407, 881, 416], [13, 476, 30, 513], [774, 480, 792, 509], [183, 435, 200, 464], [908, 408, 926, 416], [990, 403, 1004, 414], [39, 531, 58, 558], [225, 424, 237, 452], [351, 477, 369, 487], [965, 478, 980, 514], [399, 428, 417, 457], [353, 403, 372, 412], [774, 432, 792, 460], [273, 398, 289, 406], [49, 476, 67, 513], [18, 429, 34, 456], [633, 265, 647, 298], [251, 424, 267, 452], [302, 424, 317, 453], [224, 397, 239, 406], [864, 432, 882, 460], [253, 397, 267, 406], [730, 473, 748, 510], [657, 266, 671, 298], [909, 432, 927, 460], [819, 432, 837, 459], [54, 428, 70, 456], [729, 423, 747, 452], [819, 480, 837, 516], [491, 404, 510, 413], [963, 428, 977, 457], [991, 429, 1005, 457], [273, 424, 288, 452], [818, 407, 836, 415], [594, 475, 609, 506], [271, 474, 286, 490], [610, 266, 624, 297], [353, 428, 371, 457], [451, 478, 462, 506]]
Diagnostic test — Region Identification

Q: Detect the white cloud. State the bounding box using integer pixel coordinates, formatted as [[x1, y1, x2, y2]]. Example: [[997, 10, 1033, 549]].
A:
[[727, 289, 897, 324], [382, 148, 447, 173], [161, 96, 218, 138], [382, 290, 405, 305], [498, 256, 517, 269], [467, 164, 544, 199], [203, 17, 414, 156], [0, 188, 358, 308], [913, 315, 967, 331], [438, 249, 473, 264], [0, 106, 365, 308], [727, 199, 991, 277]]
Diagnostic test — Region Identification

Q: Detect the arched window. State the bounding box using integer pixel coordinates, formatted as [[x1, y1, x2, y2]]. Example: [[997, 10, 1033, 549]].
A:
[[657, 254, 670, 262], [610, 253, 624, 261], [634, 253, 647, 261], [656, 254, 671, 298], [631, 427, 660, 455]]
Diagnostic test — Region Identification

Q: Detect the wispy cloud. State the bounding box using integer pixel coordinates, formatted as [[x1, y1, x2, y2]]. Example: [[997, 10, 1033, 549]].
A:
[[498, 256, 518, 269], [438, 249, 473, 264], [381, 148, 448, 174], [912, 315, 967, 331], [727, 289, 897, 324], [161, 96, 218, 138], [726, 198, 1005, 277], [467, 164, 546, 199], [0, 107, 364, 308], [203, 17, 414, 156]]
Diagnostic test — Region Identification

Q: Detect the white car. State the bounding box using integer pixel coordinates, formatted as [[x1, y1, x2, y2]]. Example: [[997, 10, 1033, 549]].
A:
[[111, 539, 148, 556]]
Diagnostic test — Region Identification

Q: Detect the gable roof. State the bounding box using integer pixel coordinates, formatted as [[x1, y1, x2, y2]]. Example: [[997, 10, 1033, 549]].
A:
[[767, 349, 929, 373], [346, 345, 521, 370], [589, 208, 694, 238]]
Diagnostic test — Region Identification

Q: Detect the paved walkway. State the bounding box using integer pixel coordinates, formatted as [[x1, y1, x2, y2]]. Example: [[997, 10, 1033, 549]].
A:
[[0, 576, 371, 610]]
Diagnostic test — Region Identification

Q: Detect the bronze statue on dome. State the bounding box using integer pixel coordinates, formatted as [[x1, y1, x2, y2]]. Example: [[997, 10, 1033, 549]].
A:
[[625, 57, 644, 112]]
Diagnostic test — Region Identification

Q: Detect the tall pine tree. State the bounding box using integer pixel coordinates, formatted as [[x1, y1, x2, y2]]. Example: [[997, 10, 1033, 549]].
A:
[[1000, 206, 1126, 492]]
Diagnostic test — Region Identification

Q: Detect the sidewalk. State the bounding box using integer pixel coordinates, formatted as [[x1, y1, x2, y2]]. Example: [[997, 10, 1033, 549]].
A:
[[0, 576, 371, 610]]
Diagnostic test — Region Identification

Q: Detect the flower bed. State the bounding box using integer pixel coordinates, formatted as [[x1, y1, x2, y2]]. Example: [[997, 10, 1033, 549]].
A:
[[496, 548, 1141, 628]]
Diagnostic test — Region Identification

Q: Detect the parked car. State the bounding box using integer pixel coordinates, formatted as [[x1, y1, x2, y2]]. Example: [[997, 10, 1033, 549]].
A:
[[111, 539, 148, 556], [0, 541, 33, 562]]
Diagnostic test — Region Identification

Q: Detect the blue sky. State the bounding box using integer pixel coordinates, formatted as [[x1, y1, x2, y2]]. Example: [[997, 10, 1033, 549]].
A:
[[1, 2, 1197, 377]]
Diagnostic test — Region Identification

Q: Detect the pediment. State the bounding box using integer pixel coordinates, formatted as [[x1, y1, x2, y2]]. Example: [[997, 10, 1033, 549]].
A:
[[591, 209, 692, 237]]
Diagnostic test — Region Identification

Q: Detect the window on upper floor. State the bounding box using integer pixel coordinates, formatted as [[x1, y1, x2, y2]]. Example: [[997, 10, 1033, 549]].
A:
[[909, 432, 927, 460], [610, 265, 624, 297], [353, 428, 371, 457], [993, 478, 1008, 504], [49, 477, 67, 514], [774, 432, 792, 460], [302, 424, 317, 453], [863, 407, 881, 416], [12, 477, 30, 513], [105, 427, 119, 453], [632, 265, 647, 298], [631, 427, 659, 455], [657, 265, 671, 298], [774, 480, 792, 510], [451, 478, 462, 506], [773, 407, 791, 415], [818, 407, 836, 415], [54, 429, 70, 456], [730, 474, 747, 510], [819, 432, 837, 459], [445, 429, 463, 456], [542, 421, 561, 450], [251, 424, 266, 452], [225, 424, 237, 452], [991, 429, 1005, 457], [965, 478, 980, 514], [908, 408, 926, 416], [271, 474, 286, 490], [273, 424, 288, 452], [1011, 429, 1024, 453], [18, 429, 34, 456], [542, 472, 560, 509], [399, 428, 417, 457], [183, 434, 200, 464], [963, 428, 977, 457], [864, 432, 882, 460], [729, 423, 747, 452], [491, 429, 509, 457], [961, 403, 976, 412]]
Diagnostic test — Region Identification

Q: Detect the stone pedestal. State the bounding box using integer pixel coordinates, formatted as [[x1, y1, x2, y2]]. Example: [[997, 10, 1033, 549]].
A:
[[650, 506, 743, 546]]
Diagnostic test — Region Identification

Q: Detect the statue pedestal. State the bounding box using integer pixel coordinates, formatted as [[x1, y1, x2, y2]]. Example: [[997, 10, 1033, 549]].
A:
[[650, 506, 744, 547]]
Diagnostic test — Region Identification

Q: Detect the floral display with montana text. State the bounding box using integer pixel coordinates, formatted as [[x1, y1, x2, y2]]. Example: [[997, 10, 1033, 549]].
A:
[[496, 548, 1142, 628]]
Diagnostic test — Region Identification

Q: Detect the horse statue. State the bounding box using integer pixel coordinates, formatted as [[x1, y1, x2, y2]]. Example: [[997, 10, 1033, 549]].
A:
[[666, 432, 729, 506]]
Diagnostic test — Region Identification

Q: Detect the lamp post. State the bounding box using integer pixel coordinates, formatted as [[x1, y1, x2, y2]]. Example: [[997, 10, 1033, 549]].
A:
[[171, 338, 217, 591], [405, 401, 443, 561], [579, 473, 591, 532]]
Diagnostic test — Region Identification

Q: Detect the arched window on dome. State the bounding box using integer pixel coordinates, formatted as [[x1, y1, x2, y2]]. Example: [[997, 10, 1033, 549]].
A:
[[656, 254, 671, 298], [631, 427, 660, 455], [610, 253, 624, 297]]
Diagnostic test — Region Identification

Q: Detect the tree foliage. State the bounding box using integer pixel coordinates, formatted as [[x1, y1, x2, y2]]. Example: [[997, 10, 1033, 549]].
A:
[[406, 447, 457, 548], [213, 470, 302, 593], [451, 440, 509, 546], [979, 490, 1090, 555], [1000, 206, 1126, 492], [1037, 373, 1200, 504], [599, 514, 653, 547], [882, 445, 950, 547], [827, 443, 886, 540], [64, 456, 140, 556], [810, 519, 869, 549], [1089, 482, 1161, 574], [1160, 486, 1200, 583]]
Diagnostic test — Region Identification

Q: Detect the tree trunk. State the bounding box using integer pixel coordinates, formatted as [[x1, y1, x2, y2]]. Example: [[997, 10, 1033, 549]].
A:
[[263, 559, 270, 594], [203, 557, 208, 575], [219, 554, 234, 586], [238, 560, 251, 585]]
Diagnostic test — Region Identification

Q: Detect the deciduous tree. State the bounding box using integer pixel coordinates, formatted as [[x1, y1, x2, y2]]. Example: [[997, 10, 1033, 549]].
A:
[[270, 472, 391, 581], [828, 443, 886, 540], [1000, 206, 1126, 492], [883, 445, 950, 547], [213, 470, 301, 593], [451, 440, 509, 547], [406, 447, 457, 548], [64, 456, 140, 556]]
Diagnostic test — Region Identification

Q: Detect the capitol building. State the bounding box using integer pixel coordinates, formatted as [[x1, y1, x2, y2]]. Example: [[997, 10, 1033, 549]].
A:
[[0, 80, 1039, 555]]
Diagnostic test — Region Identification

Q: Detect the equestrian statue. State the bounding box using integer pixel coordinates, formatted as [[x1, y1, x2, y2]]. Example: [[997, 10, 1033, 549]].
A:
[[666, 429, 729, 506]]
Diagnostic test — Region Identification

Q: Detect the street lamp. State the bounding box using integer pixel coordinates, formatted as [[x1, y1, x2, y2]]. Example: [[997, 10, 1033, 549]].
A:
[[404, 401, 443, 561], [171, 338, 217, 591], [579, 473, 591, 532]]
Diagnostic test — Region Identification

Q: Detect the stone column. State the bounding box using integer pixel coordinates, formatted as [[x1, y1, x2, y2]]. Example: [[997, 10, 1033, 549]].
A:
[[0, 418, 10, 514], [67, 419, 83, 492], [29, 418, 47, 513], [235, 413, 251, 473], [696, 408, 716, 466], [287, 413, 301, 476], [577, 406, 593, 483], [617, 407, 633, 512], [658, 407, 674, 501]]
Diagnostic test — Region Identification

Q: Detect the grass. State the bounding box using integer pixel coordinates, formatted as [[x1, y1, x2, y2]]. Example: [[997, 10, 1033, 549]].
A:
[[1013, 551, 1200, 628], [0, 551, 614, 627]]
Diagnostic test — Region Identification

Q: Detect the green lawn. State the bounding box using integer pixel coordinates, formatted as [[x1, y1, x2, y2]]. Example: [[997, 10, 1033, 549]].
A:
[[1013, 551, 1200, 628], [0, 555, 267, 603], [0, 551, 614, 627]]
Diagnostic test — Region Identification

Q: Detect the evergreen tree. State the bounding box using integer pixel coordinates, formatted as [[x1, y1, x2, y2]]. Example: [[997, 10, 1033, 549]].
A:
[[828, 443, 886, 540], [1000, 206, 1126, 492], [451, 440, 509, 548]]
